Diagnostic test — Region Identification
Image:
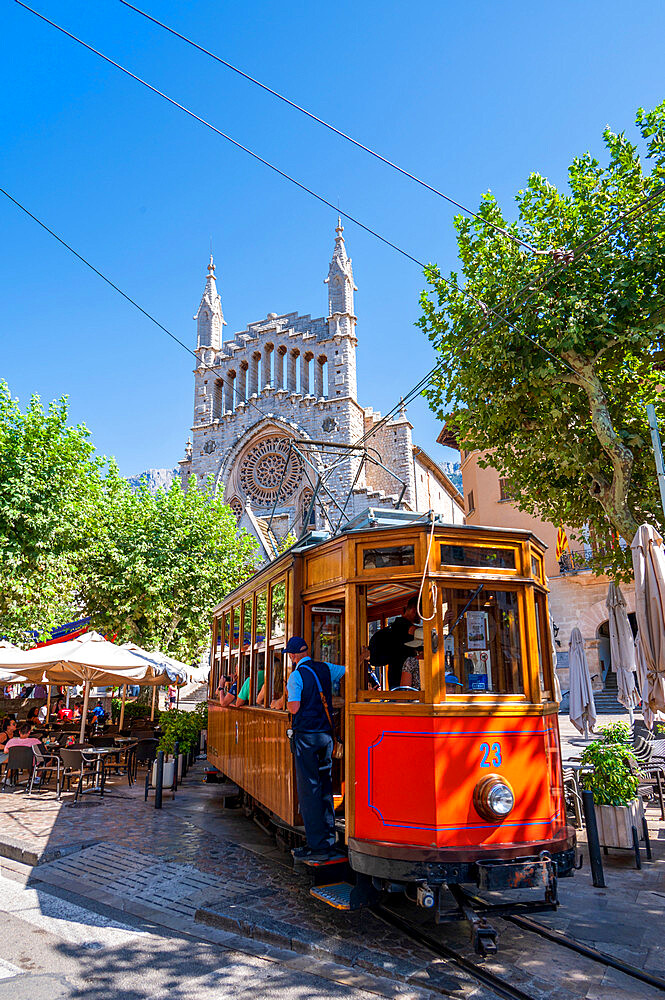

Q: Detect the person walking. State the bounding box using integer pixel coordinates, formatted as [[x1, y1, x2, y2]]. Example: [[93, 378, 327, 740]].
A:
[[284, 636, 345, 861]]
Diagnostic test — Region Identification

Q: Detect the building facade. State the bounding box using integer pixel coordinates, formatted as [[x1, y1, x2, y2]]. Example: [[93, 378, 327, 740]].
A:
[[438, 434, 636, 696], [179, 223, 464, 559]]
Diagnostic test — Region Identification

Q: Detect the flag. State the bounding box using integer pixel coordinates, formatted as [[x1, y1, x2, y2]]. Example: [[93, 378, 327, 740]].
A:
[[555, 527, 570, 561]]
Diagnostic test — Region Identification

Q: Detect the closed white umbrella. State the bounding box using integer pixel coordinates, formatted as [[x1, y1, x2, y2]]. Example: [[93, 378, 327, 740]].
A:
[[606, 582, 640, 720], [630, 524, 665, 723], [635, 634, 653, 729], [568, 627, 597, 737]]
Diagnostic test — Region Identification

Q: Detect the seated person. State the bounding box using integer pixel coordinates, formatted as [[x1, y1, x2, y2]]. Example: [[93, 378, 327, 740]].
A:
[[400, 650, 423, 689], [0, 717, 17, 762], [57, 704, 74, 721], [234, 668, 265, 707], [445, 672, 463, 694], [26, 706, 41, 726], [5, 722, 43, 750], [90, 700, 106, 723], [72, 700, 84, 721]]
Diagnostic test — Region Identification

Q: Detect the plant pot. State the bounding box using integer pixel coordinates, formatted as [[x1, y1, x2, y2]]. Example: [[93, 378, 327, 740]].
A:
[[152, 758, 175, 788], [594, 798, 644, 849]]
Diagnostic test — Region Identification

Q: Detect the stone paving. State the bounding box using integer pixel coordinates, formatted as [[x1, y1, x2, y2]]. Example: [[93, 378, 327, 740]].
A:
[[0, 717, 662, 999]]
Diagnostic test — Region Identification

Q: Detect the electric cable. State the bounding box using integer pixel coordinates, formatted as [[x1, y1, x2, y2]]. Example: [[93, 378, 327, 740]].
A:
[[12, 1, 597, 387], [0, 187, 271, 427], [115, 0, 538, 254]]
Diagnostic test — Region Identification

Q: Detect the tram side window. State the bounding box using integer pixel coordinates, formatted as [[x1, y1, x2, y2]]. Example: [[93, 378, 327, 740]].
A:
[[270, 581, 286, 640], [269, 649, 286, 709], [534, 592, 552, 700], [439, 587, 524, 695], [255, 590, 267, 705]]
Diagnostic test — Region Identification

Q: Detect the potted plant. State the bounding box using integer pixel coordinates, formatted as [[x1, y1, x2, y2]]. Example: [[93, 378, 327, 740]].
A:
[[580, 724, 643, 849]]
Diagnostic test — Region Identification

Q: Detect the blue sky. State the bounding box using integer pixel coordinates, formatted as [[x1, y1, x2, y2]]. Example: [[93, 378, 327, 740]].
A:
[[1, 0, 664, 477]]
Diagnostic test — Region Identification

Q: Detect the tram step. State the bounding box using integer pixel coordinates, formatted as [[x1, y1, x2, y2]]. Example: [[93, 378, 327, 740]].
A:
[[298, 852, 347, 869], [310, 882, 359, 911]]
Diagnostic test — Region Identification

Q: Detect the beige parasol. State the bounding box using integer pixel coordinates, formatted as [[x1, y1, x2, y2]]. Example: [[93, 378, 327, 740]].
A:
[[0, 632, 151, 741], [606, 582, 640, 718], [568, 627, 597, 737], [630, 524, 665, 722]]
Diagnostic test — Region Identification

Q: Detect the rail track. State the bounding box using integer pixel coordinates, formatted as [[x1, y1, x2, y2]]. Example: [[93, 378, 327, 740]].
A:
[[373, 899, 665, 1000]]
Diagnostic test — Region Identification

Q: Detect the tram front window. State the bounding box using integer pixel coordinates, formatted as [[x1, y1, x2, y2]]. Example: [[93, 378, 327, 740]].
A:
[[439, 587, 524, 695]]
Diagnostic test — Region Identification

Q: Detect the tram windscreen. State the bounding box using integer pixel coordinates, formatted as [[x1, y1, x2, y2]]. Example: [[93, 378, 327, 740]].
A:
[[439, 587, 524, 695]]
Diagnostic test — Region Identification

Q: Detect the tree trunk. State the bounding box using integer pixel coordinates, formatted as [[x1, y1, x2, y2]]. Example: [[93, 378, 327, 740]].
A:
[[562, 352, 640, 543]]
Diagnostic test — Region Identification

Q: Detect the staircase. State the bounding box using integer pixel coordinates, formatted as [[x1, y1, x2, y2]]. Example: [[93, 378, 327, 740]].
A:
[[593, 672, 626, 715]]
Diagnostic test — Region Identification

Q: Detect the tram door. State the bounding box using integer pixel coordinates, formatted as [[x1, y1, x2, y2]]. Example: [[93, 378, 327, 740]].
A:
[[306, 601, 345, 807]]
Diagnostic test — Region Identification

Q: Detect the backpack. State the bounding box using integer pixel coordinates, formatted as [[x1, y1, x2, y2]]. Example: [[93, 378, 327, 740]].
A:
[[369, 622, 396, 667]]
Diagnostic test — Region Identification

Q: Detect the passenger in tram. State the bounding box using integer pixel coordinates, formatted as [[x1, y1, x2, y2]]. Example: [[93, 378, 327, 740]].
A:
[[284, 636, 345, 861], [217, 668, 238, 708], [387, 595, 420, 689], [234, 667, 265, 707], [360, 645, 380, 690], [445, 672, 463, 694]]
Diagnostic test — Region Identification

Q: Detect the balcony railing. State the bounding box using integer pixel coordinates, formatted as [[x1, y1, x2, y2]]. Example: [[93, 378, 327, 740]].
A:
[[558, 550, 591, 574]]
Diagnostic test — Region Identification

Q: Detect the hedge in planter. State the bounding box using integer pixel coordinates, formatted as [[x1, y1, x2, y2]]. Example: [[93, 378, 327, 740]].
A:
[[580, 732, 643, 850]]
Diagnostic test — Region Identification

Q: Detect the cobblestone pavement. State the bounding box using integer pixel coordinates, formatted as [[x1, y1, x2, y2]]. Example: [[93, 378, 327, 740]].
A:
[[0, 719, 662, 999]]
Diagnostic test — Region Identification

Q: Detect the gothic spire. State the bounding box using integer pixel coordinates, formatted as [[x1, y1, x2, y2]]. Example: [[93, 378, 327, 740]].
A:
[[195, 252, 226, 350], [325, 217, 357, 326]]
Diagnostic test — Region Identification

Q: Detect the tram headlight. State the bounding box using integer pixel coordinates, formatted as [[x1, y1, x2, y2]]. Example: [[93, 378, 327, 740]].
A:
[[473, 775, 515, 822]]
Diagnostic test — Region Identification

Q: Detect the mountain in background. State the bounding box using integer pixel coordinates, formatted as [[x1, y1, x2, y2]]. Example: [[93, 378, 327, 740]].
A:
[[128, 467, 180, 493], [440, 461, 463, 495]]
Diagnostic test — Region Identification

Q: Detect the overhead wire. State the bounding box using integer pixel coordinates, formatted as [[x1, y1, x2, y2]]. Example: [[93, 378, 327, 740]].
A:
[[0, 187, 271, 428], [115, 0, 538, 254], [13, 1, 596, 389], [9, 5, 665, 464]]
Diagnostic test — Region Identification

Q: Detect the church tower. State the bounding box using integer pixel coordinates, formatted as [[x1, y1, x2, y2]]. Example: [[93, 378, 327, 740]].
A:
[[194, 254, 226, 351], [325, 218, 358, 401]]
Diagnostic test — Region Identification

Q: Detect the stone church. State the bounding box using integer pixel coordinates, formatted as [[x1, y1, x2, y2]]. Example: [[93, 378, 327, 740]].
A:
[[179, 222, 463, 559]]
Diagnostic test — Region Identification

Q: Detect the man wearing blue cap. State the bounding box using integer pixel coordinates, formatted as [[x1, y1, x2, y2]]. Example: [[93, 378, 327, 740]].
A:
[[284, 636, 345, 861]]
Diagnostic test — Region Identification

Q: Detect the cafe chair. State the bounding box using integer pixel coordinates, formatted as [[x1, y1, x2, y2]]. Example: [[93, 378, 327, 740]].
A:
[[2, 747, 34, 791], [29, 746, 63, 799]]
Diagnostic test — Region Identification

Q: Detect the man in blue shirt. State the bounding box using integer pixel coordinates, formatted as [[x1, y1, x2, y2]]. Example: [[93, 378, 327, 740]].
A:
[[285, 636, 345, 861]]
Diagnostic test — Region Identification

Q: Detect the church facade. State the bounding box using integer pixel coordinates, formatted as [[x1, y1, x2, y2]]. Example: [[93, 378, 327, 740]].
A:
[[179, 222, 463, 558]]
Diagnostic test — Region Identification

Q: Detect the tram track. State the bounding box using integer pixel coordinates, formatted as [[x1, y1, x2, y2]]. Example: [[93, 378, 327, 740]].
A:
[[373, 900, 665, 999]]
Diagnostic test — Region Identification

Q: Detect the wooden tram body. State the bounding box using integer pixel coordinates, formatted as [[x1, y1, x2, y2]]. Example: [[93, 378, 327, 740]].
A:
[[207, 511, 575, 910]]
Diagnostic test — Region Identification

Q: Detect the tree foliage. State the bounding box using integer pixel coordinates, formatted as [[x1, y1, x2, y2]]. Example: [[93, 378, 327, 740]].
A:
[[79, 471, 258, 662], [0, 382, 102, 642], [419, 103, 665, 579]]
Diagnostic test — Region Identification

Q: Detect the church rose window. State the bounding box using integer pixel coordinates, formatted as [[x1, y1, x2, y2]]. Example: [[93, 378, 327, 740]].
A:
[[239, 436, 303, 507]]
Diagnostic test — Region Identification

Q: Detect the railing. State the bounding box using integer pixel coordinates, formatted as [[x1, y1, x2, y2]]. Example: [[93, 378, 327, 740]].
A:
[[558, 550, 591, 574]]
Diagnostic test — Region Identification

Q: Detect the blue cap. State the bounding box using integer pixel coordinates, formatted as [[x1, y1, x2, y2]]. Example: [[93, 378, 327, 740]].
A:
[[284, 636, 308, 654], [445, 672, 463, 686]]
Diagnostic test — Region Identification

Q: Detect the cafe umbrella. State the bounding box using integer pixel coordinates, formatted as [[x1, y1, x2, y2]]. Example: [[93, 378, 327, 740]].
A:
[[606, 582, 640, 721], [0, 632, 152, 742], [118, 643, 190, 726], [568, 627, 597, 738], [631, 524, 665, 723]]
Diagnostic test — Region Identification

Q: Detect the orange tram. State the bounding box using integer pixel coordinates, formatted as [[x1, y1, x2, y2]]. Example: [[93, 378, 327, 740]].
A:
[[207, 509, 575, 942]]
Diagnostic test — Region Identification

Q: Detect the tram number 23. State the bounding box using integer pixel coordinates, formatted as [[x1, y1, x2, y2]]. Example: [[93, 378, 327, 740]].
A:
[[479, 742, 502, 768]]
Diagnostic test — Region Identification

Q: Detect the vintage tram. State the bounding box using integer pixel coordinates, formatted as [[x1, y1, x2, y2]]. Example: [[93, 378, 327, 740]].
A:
[[207, 509, 575, 940]]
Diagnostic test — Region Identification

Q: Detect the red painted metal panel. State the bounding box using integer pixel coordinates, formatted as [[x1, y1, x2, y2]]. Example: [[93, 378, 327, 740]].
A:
[[354, 714, 564, 849]]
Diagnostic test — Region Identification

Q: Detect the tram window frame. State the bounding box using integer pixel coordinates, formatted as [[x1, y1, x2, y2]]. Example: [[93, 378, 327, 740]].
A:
[[254, 588, 268, 706], [534, 590, 554, 701], [433, 583, 528, 700], [531, 552, 544, 582], [267, 578, 288, 707], [237, 600, 251, 702], [357, 584, 425, 702], [210, 617, 220, 698], [440, 543, 518, 573], [218, 611, 231, 701], [357, 535, 423, 577]]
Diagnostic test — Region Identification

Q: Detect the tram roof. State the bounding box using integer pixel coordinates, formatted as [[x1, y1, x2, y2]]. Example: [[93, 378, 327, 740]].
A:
[[212, 508, 549, 614]]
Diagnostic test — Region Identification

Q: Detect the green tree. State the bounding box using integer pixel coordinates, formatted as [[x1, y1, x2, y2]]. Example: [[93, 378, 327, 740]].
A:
[[80, 472, 258, 662], [0, 382, 102, 643], [419, 102, 665, 578]]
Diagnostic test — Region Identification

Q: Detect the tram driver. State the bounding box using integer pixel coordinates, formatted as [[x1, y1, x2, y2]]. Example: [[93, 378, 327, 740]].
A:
[[284, 636, 345, 862]]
